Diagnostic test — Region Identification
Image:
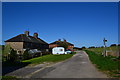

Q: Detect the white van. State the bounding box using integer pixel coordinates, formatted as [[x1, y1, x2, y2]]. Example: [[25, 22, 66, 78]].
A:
[[52, 47, 65, 54]]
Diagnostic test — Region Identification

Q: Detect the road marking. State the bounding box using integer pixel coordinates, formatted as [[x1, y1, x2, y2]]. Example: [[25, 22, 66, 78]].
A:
[[81, 62, 87, 64], [22, 67, 45, 78]]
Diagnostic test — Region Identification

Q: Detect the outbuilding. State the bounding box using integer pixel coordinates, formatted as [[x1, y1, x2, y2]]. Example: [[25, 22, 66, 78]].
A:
[[52, 47, 65, 54]]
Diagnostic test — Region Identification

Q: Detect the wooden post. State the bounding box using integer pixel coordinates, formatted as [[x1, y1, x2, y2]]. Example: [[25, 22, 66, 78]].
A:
[[103, 38, 107, 57]]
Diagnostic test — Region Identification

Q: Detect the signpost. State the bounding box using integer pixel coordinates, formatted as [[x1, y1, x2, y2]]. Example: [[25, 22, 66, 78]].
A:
[[103, 38, 107, 57]]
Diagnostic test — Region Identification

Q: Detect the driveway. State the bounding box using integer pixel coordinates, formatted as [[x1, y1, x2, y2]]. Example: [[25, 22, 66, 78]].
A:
[[31, 51, 107, 78]]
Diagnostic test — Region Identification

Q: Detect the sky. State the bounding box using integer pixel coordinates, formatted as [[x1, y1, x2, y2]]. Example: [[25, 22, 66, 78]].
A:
[[2, 2, 118, 48], [1, 0, 120, 2]]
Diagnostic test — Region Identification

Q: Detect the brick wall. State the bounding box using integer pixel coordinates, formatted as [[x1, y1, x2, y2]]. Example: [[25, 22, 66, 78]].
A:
[[67, 45, 74, 51], [49, 44, 57, 48], [5, 42, 23, 50], [49, 44, 74, 51]]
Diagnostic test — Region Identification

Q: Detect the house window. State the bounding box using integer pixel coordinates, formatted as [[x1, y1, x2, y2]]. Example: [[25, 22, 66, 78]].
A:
[[60, 49, 63, 51], [18, 51, 22, 53]]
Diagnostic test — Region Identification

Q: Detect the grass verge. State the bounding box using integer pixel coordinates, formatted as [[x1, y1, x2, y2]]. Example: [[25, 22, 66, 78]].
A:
[[22, 53, 75, 65], [1, 76, 17, 80], [84, 50, 119, 78]]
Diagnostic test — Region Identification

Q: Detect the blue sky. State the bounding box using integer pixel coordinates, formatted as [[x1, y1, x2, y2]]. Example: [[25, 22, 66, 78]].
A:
[[2, 2, 118, 48]]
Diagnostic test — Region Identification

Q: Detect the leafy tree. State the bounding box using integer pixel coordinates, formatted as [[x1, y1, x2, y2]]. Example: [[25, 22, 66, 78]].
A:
[[82, 46, 86, 49], [101, 46, 104, 48], [3, 45, 12, 61], [89, 46, 95, 48], [9, 49, 17, 62], [23, 50, 29, 60], [110, 44, 117, 47], [118, 44, 120, 46]]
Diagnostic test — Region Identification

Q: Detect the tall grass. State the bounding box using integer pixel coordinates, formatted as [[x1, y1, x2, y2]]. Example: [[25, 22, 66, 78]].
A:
[[86, 46, 119, 57], [85, 50, 119, 77]]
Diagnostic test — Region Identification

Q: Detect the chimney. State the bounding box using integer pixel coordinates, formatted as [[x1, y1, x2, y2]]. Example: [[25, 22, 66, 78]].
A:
[[34, 33, 38, 38], [64, 39, 66, 42], [24, 31, 29, 36], [58, 39, 61, 41]]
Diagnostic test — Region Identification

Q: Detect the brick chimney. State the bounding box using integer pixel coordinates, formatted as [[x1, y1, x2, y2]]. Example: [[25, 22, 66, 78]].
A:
[[64, 39, 66, 42], [24, 31, 29, 36], [58, 39, 61, 41], [34, 33, 38, 38]]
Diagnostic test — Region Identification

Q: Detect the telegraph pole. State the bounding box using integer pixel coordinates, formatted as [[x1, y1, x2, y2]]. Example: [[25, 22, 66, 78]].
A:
[[103, 38, 107, 57]]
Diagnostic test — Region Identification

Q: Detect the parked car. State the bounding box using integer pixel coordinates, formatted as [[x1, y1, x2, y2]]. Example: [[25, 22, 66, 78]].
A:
[[65, 50, 72, 54]]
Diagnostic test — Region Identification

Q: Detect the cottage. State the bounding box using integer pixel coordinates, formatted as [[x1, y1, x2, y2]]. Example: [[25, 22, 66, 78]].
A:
[[5, 31, 49, 54], [49, 39, 74, 51]]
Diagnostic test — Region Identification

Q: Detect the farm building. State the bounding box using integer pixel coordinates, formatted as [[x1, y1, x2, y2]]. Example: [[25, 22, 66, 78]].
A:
[[49, 39, 74, 51], [5, 31, 49, 54]]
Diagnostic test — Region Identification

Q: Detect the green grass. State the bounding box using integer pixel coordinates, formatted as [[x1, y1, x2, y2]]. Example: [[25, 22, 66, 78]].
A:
[[22, 54, 75, 64], [3, 53, 76, 67], [1, 76, 17, 80], [86, 46, 119, 54], [85, 50, 119, 78]]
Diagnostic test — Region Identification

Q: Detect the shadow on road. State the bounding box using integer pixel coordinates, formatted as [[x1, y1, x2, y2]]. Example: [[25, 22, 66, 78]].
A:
[[2, 61, 31, 75]]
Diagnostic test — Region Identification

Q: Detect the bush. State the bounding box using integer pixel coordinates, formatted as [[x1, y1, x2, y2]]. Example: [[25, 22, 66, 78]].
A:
[[110, 44, 117, 47], [71, 52, 76, 54], [89, 46, 95, 48], [23, 50, 30, 60], [82, 46, 86, 49], [2, 76, 17, 79], [3, 45, 12, 61], [42, 51, 52, 55], [9, 49, 17, 62]]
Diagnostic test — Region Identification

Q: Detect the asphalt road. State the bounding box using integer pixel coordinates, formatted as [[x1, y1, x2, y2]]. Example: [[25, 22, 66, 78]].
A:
[[31, 51, 108, 78]]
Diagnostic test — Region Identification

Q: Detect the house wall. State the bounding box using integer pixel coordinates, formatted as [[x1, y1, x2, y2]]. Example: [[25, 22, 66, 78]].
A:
[[23, 42, 32, 49], [67, 45, 74, 50], [23, 42, 49, 51], [5, 42, 23, 50], [49, 44, 57, 48], [49, 44, 74, 51]]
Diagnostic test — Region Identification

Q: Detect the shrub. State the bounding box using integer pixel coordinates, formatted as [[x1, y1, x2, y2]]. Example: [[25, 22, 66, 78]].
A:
[[3, 45, 12, 61], [82, 46, 86, 49], [89, 46, 95, 48], [9, 49, 17, 62], [71, 52, 76, 54], [42, 51, 52, 55], [23, 50, 30, 60], [110, 44, 117, 47]]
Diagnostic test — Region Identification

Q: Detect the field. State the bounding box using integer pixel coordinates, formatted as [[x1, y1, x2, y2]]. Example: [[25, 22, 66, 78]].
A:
[[86, 46, 119, 57], [85, 50, 119, 78]]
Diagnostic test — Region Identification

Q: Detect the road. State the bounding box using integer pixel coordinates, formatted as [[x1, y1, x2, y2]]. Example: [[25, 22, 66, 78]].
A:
[[31, 51, 107, 78]]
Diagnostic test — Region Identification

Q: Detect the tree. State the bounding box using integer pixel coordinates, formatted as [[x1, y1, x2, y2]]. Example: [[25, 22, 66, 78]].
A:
[[118, 44, 120, 46], [82, 46, 86, 49], [89, 46, 95, 48], [101, 46, 104, 48], [3, 45, 12, 61], [110, 44, 117, 47], [9, 49, 17, 62], [23, 50, 29, 60]]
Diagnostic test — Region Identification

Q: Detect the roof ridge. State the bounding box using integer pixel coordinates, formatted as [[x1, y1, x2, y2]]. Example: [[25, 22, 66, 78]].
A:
[[5, 34, 23, 42], [49, 40, 74, 46]]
